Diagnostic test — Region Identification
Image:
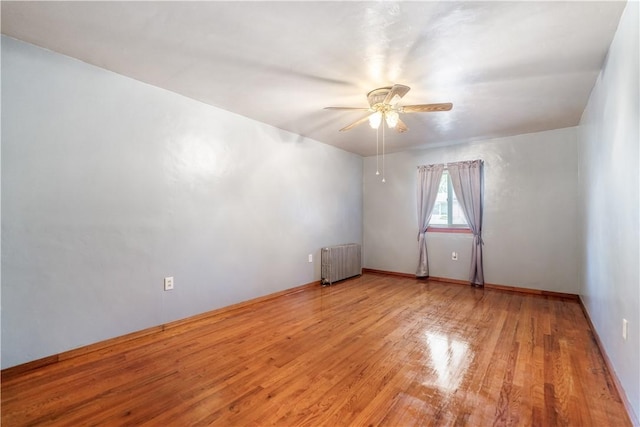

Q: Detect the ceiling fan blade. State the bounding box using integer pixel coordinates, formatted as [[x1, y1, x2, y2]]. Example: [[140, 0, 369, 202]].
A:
[[401, 103, 453, 113], [339, 114, 372, 132], [383, 84, 411, 105], [395, 118, 408, 133], [324, 107, 371, 111]]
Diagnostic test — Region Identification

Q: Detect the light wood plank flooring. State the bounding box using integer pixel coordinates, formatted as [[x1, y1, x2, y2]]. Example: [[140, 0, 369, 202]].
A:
[[1, 274, 631, 426]]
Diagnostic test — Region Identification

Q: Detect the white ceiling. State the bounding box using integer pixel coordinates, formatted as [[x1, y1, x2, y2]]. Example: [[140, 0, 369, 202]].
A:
[[1, 1, 626, 156]]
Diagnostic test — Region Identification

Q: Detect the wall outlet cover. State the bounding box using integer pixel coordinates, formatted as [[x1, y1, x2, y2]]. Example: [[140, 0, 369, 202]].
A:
[[164, 276, 174, 291]]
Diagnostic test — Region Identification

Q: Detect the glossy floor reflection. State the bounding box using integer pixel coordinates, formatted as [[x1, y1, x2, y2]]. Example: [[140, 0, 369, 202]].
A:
[[423, 332, 472, 393]]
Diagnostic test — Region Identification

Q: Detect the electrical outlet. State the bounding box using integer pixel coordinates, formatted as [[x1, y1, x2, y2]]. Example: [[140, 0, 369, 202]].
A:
[[164, 276, 174, 291], [308, 254, 313, 263], [452, 252, 458, 261], [623, 318, 628, 341]]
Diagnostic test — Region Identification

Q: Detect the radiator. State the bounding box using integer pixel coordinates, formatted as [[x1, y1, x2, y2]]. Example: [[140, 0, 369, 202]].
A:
[[321, 243, 362, 285]]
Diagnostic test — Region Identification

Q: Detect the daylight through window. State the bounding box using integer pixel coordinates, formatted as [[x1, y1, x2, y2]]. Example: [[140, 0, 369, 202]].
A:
[[430, 171, 468, 228]]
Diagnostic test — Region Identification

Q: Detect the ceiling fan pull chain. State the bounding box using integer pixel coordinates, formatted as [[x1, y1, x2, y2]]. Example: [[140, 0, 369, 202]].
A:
[[376, 125, 380, 176], [382, 122, 386, 183]]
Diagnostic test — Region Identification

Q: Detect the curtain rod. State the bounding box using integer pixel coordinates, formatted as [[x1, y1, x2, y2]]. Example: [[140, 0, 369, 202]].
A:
[[417, 159, 483, 169]]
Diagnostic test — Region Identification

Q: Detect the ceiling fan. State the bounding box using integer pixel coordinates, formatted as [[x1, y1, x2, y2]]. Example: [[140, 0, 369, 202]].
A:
[[324, 84, 452, 133]]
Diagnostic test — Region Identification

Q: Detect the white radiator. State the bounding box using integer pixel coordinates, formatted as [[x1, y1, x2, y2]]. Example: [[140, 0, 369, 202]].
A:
[[321, 243, 362, 285]]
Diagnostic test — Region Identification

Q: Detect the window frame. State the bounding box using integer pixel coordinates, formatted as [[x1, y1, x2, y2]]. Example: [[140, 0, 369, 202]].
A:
[[427, 170, 471, 234]]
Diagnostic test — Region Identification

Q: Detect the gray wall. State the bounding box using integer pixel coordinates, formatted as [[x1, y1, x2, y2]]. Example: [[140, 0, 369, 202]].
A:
[[1, 37, 363, 368], [578, 1, 639, 421], [363, 127, 580, 294]]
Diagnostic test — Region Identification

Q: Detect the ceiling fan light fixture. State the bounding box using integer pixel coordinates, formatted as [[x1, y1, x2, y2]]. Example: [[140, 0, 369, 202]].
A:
[[325, 84, 453, 183], [385, 111, 399, 128], [369, 111, 382, 129]]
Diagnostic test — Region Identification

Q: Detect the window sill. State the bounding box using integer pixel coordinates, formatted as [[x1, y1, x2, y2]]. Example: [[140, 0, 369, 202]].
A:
[[427, 227, 472, 234]]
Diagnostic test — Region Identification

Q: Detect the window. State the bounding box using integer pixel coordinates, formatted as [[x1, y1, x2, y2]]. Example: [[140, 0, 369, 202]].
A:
[[429, 171, 469, 229]]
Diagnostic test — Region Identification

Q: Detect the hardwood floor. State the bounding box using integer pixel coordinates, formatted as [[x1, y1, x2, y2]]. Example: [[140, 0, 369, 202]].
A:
[[1, 274, 631, 426]]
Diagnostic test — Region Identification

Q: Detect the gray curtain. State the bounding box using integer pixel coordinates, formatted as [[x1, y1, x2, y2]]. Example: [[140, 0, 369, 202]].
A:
[[416, 164, 444, 277], [448, 160, 484, 285]]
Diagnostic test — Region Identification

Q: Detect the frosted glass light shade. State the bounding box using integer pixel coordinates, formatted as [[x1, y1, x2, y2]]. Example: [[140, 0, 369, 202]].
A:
[[369, 111, 382, 129], [385, 111, 399, 128]]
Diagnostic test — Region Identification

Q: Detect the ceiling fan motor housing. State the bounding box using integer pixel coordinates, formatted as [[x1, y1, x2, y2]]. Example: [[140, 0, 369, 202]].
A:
[[367, 87, 393, 107]]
